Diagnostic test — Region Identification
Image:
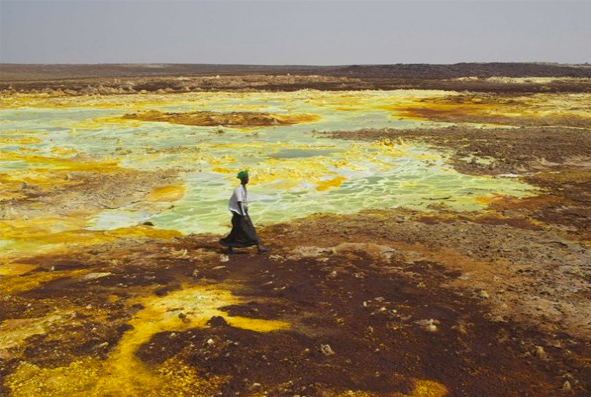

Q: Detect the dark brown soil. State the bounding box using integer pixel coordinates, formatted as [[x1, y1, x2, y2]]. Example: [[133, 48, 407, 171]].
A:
[[122, 110, 316, 127], [2, 63, 591, 94], [1, 207, 590, 396]]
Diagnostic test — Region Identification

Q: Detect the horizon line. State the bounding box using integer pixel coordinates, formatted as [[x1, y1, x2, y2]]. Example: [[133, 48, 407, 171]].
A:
[[2, 61, 590, 67]]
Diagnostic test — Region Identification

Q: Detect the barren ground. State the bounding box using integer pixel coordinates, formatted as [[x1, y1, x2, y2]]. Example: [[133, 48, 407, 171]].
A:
[[1, 64, 590, 397]]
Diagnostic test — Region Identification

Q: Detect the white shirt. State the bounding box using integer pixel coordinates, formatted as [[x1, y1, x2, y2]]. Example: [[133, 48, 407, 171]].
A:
[[228, 184, 248, 215]]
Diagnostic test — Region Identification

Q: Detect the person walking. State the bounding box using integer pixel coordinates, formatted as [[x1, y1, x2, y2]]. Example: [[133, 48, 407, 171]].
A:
[[220, 170, 268, 254]]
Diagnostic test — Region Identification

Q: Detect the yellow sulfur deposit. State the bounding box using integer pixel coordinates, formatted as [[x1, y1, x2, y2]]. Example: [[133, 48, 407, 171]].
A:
[[1, 151, 120, 171], [0, 314, 65, 352], [388, 92, 591, 126], [145, 185, 186, 202], [0, 217, 181, 264], [317, 176, 347, 191], [4, 286, 288, 397], [407, 380, 449, 397], [0, 269, 88, 295], [0, 136, 43, 145], [329, 378, 448, 397], [119, 286, 289, 360], [0, 263, 38, 276]]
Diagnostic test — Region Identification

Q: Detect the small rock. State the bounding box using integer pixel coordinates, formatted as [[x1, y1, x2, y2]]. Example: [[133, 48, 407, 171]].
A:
[[220, 255, 229, 262], [535, 345, 547, 360], [478, 290, 490, 299], [207, 316, 229, 328], [453, 323, 468, 335], [562, 380, 571, 391], [415, 319, 440, 333], [178, 312, 190, 323], [206, 338, 215, 346], [320, 344, 335, 356]]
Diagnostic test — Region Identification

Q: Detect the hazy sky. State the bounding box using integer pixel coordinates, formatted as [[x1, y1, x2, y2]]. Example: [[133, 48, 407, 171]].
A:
[[1, 0, 590, 64]]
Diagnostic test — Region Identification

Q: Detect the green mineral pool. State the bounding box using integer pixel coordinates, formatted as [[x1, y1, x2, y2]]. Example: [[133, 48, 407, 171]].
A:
[[0, 90, 537, 238]]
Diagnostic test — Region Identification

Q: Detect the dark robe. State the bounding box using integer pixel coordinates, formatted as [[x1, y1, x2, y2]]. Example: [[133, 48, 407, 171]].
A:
[[220, 211, 259, 248]]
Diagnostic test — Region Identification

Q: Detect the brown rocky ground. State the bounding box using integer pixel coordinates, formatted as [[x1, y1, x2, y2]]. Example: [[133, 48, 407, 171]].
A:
[[122, 110, 318, 128], [1, 207, 590, 396], [2, 63, 591, 94]]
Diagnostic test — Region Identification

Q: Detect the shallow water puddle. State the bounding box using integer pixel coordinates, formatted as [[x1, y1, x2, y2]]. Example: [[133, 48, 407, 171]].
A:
[[4, 286, 289, 396]]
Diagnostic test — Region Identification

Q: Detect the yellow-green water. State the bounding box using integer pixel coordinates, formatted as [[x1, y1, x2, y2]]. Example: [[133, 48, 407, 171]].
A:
[[1, 90, 536, 254]]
